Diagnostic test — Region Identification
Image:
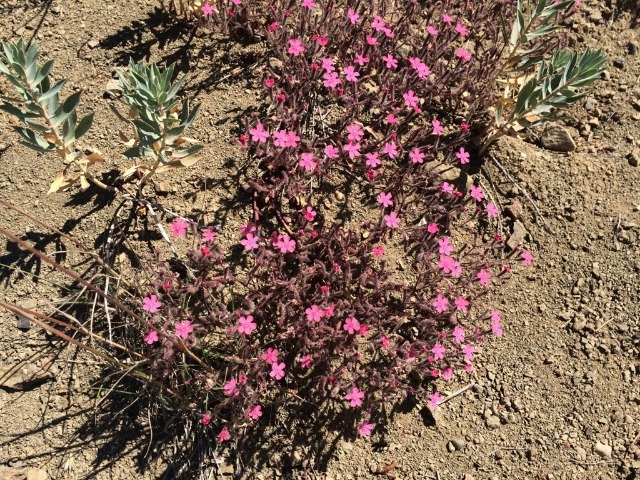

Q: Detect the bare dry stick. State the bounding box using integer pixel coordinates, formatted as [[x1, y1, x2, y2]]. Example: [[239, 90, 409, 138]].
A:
[[488, 153, 555, 234], [439, 383, 475, 405]]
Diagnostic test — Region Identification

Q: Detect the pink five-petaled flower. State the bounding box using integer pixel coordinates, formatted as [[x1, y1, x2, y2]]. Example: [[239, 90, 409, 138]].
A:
[[217, 427, 230, 442], [477, 268, 491, 285], [442, 12, 453, 23], [456, 47, 472, 62], [343, 316, 360, 335], [455, 295, 469, 312], [357, 422, 374, 437], [442, 367, 454, 381], [303, 206, 317, 221], [275, 234, 296, 253], [249, 123, 269, 143], [299, 354, 312, 368], [237, 315, 257, 335], [240, 233, 259, 250], [261, 347, 279, 364], [403, 90, 419, 108], [203, 227, 217, 242], [170, 218, 189, 237], [438, 237, 454, 255], [409, 147, 425, 164], [432, 294, 449, 313], [201, 2, 214, 15], [343, 65, 360, 82], [306, 304, 323, 322], [144, 329, 158, 345], [324, 144, 339, 158], [365, 152, 381, 168], [346, 123, 364, 142], [377, 192, 393, 208], [441, 182, 454, 194], [346, 386, 364, 407], [452, 325, 465, 344], [384, 211, 401, 229], [431, 342, 446, 360], [248, 404, 263, 420], [428, 391, 443, 410], [142, 295, 162, 313], [382, 54, 397, 69], [175, 320, 193, 339], [299, 152, 317, 172], [366, 35, 378, 45], [354, 52, 369, 66], [427, 223, 439, 234], [462, 344, 475, 362], [491, 309, 503, 337], [470, 185, 485, 201], [201, 413, 211, 425], [383, 142, 398, 158], [521, 250, 534, 266], [456, 147, 470, 164], [285, 131, 300, 147], [301, 0, 315, 9], [224, 378, 240, 397], [372, 245, 385, 258], [270, 362, 286, 380], [347, 8, 360, 24], [343, 142, 361, 159], [432, 119, 444, 135], [455, 23, 469, 37], [288, 38, 305, 56], [484, 203, 498, 218], [427, 25, 438, 35], [323, 71, 341, 89]]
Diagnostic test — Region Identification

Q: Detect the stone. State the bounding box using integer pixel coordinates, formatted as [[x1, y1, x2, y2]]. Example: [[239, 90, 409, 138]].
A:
[[504, 201, 524, 220], [576, 446, 587, 461], [540, 123, 576, 152], [0, 358, 54, 391], [425, 161, 472, 191], [627, 150, 639, 167], [87, 39, 99, 49], [27, 470, 48, 480], [628, 41, 639, 55], [268, 57, 283, 69], [450, 438, 466, 451], [594, 441, 612, 458], [507, 220, 527, 250], [613, 58, 626, 69], [486, 416, 501, 429]]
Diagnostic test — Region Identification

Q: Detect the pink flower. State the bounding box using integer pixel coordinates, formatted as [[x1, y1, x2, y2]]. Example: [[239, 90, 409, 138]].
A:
[[144, 329, 158, 344], [442, 13, 453, 23], [217, 427, 230, 442], [432, 119, 444, 136], [299, 354, 312, 368], [346, 386, 365, 407], [456, 47, 472, 62], [301, 0, 315, 9], [403, 90, 419, 108], [372, 16, 385, 31], [288, 38, 305, 57], [324, 144, 339, 158], [377, 192, 393, 208], [477, 268, 491, 285], [143, 295, 162, 313], [382, 54, 397, 69], [273, 130, 288, 148], [454, 296, 469, 312], [270, 362, 286, 380], [306, 304, 323, 322], [355, 52, 369, 66], [346, 123, 364, 142], [427, 223, 439, 234], [323, 71, 341, 89], [455, 23, 469, 37], [285, 131, 300, 148], [431, 342, 446, 360], [357, 422, 374, 437], [347, 8, 360, 25], [452, 326, 465, 344], [170, 218, 189, 237], [201, 413, 211, 425], [438, 237, 454, 255], [366, 35, 378, 46], [486, 203, 499, 218], [343, 316, 361, 334], [201, 2, 214, 15], [372, 245, 385, 258], [275, 234, 296, 253], [203, 227, 217, 242], [427, 25, 438, 35], [224, 378, 240, 396], [428, 391, 442, 410], [240, 233, 259, 250], [343, 65, 360, 82], [462, 344, 475, 362], [441, 182, 454, 194], [432, 294, 449, 313], [343, 142, 361, 159], [303, 206, 317, 221], [249, 123, 269, 143], [470, 185, 485, 201], [381, 337, 389, 349], [175, 320, 193, 339], [248, 404, 263, 420], [456, 147, 470, 164], [442, 367, 454, 381], [382, 142, 398, 158], [264, 77, 275, 88], [365, 152, 381, 168], [384, 211, 400, 229], [262, 348, 279, 364], [386, 113, 398, 124], [409, 147, 425, 164], [521, 250, 534, 266], [322, 57, 335, 72], [238, 315, 257, 335]]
